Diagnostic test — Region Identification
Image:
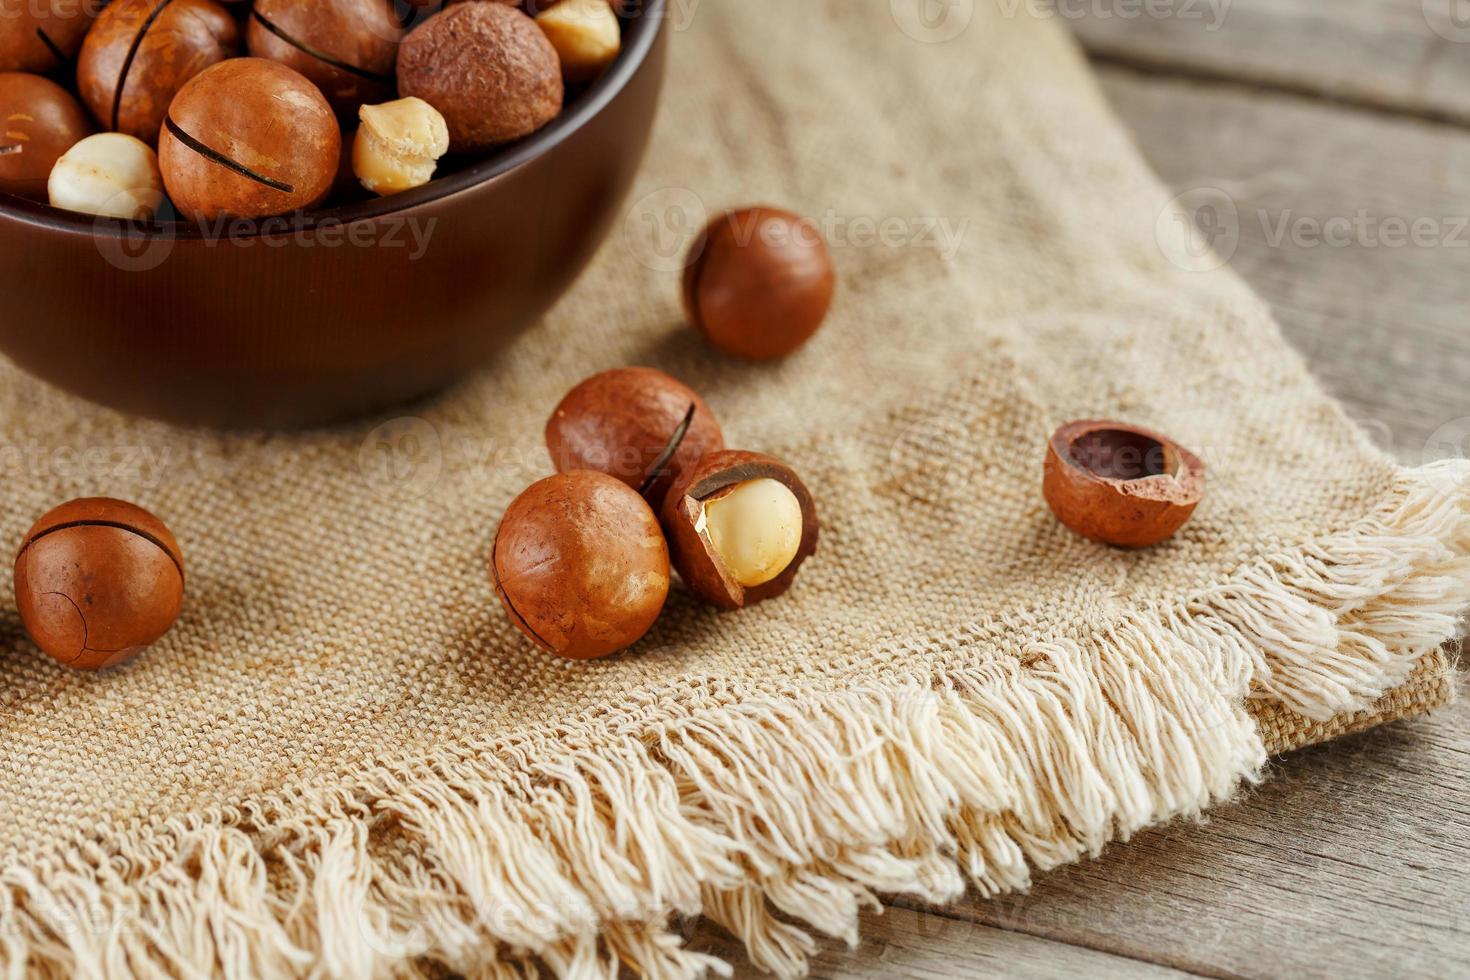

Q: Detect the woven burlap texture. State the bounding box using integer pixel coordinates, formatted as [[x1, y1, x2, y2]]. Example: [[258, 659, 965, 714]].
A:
[[1, 3, 1466, 978]]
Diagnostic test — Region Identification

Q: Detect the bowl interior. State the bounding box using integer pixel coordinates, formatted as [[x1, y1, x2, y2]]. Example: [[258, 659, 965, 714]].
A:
[[0, 0, 668, 239]]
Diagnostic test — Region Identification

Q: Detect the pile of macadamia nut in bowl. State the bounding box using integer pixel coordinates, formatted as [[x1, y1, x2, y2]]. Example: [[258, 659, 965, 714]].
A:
[[0, 0, 627, 222]]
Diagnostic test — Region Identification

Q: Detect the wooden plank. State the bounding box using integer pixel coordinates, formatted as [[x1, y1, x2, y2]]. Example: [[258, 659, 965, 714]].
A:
[[1068, 0, 1470, 124], [687, 906, 1199, 979], [1094, 67, 1470, 463], [899, 693, 1470, 979]]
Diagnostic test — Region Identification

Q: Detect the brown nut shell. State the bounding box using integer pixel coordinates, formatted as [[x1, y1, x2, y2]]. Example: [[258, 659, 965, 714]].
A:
[[545, 367, 724, 511], [397, 1, 563, 153], [158, 57, 340, 221], [14, 497, 185, 671], [661, 450, 819, 610], [1042, 420, 1205, 549], [247, 0, 400, 115], [77, 0, 238, 142], [0, 1, 99, 74], [0, 71, 91, 199], [683, 207, 837, 361], [492, 470, 669, 661]]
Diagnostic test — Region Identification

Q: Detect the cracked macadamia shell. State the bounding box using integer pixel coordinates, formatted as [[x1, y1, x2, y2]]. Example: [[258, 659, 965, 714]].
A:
[[1042, 420, 1205, 549], [661, 450, 819, 610], [247, 0, 401, 115], [14, 498, 185, 671], [77, 0, 239, 143], [492, 471, 669, 661], [545, 367, 725, 510], [397, 1, 564, 153], [159, 58, 340, 221]]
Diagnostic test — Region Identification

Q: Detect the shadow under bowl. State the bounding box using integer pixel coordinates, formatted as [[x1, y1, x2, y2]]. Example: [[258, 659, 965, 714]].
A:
[[0, 0, 670, 429]]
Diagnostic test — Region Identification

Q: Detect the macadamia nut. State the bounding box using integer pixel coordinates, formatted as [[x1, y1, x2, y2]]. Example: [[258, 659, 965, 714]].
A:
[[492, 470, 669, 660], [353, 97, 449, 196], [536, 0, 622, 82], [662, 450, 820, 610], [700, 478, 803, 588], [15, 497, 185, 671], [77, 0, 239, 143], [397, 2, 564, 153], [48, 132, 163, 220], [684, 207, 837, 360], [0, 72, 92, 201], [546, 367, 725, 510], [159, 58, 339, 222]]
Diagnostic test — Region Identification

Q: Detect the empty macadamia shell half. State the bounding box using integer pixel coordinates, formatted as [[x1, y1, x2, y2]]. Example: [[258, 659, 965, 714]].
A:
[[1042, 420, 1205, 549], [661, 450, 819, 610]]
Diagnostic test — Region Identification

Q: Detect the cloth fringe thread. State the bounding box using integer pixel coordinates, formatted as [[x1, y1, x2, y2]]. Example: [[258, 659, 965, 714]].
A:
[[3, 464, 1467, 979]]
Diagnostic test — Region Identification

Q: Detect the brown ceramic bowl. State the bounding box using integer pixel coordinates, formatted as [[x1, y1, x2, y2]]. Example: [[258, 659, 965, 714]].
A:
[[0, 1, 668, 429]]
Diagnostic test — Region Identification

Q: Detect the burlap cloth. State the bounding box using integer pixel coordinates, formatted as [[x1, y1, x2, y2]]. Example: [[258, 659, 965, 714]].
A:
[[1, 3, 1465, 978]]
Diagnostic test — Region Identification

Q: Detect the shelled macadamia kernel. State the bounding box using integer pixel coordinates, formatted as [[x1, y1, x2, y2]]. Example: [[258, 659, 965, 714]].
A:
[[353, 97, 449, 196], [49, 132, 163, 220]]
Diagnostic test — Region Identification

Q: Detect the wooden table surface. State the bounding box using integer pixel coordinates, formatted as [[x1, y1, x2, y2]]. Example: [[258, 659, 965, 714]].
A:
[[692, 2, 1470, 975]]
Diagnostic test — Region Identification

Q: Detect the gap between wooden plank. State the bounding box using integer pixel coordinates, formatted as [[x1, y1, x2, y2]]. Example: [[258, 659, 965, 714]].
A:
[[1083, 47, 1470, 132], [881, 894, 1240, 980], [689, 906, 1208, 979]]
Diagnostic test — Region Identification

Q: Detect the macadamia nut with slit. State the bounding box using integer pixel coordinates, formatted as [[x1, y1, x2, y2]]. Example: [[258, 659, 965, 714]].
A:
[[662, 450, 819, 610], [546, 367, 725, 510], [14, 498, 185, 671]]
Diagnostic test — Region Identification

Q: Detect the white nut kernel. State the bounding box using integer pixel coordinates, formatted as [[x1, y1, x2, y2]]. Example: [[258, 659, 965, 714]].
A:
[[536, 0, 622, 83], [702, 478, 803, 588], [48, 133, 163, 221], [353, 97, 450, 197]]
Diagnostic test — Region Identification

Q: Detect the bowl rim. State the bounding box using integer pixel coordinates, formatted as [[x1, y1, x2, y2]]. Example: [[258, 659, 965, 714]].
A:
[[0, 0, 668, 241]]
